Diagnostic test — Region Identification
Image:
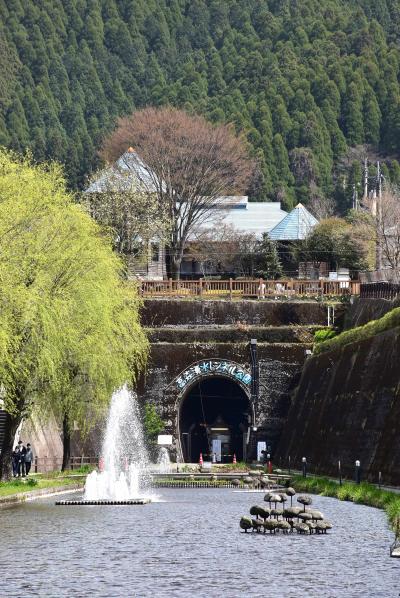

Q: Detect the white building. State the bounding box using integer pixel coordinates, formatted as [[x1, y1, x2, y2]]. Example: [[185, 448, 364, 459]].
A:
[[86, 150, 320, 279]]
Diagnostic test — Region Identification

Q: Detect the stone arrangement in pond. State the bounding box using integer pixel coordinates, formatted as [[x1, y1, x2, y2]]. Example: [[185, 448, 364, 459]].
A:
[[239, 488, 333, 535]]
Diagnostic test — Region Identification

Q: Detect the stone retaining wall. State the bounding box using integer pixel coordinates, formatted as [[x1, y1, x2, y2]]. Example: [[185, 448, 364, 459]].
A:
[[276, 319, 400, 485], [138, 299, 337, 460], [142, 299, 343, 327], [345, 297, 400, 329]]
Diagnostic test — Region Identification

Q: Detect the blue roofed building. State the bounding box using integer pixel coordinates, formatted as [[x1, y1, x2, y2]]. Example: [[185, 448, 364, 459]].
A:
[[267, 203, 321, 278], [268, 203, 318, 241], [189, 197, 287, 240], [181, 197, 288, 277]]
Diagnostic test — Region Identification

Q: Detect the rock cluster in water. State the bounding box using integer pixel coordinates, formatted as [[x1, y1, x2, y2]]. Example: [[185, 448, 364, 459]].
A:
[[240, 489, 333, 535]]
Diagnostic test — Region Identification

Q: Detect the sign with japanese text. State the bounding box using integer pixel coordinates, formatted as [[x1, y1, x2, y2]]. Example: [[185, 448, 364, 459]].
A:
[[175, 359, 252, 392]]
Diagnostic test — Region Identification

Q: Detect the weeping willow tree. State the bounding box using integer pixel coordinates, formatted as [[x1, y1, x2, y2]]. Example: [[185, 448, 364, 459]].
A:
[[0, 150, 148, 480]]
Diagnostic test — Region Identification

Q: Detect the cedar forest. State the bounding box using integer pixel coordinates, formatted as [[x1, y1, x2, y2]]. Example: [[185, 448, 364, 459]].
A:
[[2, 0, 400, 211]]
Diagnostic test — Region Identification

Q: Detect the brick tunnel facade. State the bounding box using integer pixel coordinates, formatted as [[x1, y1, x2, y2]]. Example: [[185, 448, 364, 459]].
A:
[[137, 299, 341, 463]]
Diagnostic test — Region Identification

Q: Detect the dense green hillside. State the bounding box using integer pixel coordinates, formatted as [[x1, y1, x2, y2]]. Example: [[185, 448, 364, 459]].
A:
[[2, 0, 400, 209]]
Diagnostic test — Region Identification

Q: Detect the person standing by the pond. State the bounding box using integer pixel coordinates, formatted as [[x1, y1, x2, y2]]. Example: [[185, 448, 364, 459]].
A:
[[17, 440, 26, 477], [24, 443, 33, 475], [12, 445, 20, 477]]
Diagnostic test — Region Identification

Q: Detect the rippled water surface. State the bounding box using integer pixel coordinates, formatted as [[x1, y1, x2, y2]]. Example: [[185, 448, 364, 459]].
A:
[[0, 489, 399, 598]]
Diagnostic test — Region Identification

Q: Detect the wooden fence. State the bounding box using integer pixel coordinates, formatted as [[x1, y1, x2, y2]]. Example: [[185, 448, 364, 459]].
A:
[[141, 278, 360, 299], [360, 281, 400, 300], [34, 455, 98, 473]]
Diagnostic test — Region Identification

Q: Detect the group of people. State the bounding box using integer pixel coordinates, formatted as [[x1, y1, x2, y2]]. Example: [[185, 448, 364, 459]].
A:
[[12, 440, 33, 477]]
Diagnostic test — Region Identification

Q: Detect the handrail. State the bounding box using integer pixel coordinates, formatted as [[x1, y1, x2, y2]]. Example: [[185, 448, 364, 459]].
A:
[[140, 278, 360, 298]]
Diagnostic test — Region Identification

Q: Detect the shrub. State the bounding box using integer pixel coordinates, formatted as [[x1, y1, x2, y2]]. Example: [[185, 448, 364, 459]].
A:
[[314, 306, 400, 355], [292, 475, 400, 531], [73, 465, 96, 474], [25, 477, 38, 486]]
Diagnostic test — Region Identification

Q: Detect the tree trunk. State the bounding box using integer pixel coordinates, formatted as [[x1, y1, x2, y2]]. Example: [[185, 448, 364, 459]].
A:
[[171, 256, 182, 280], [62, 413, 71, 472], [165, 245, 182, 280], [0, 413, 21, 481]]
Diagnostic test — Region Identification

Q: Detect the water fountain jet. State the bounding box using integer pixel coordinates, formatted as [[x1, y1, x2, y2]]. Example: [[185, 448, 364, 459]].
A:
[[157, 447, 171, 473], [57, 385, 152, 505]]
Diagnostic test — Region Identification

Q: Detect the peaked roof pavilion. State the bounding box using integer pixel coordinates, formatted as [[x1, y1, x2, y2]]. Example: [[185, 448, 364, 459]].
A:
[[85, 147, 159, 193], [268, 203, 318, 241]]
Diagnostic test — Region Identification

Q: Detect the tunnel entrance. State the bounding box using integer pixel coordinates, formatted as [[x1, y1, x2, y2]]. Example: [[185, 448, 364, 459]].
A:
[[179, 377, 252, 463]]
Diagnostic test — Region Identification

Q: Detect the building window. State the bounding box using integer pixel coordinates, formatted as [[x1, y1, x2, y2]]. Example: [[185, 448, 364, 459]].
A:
[[151, 242, 159, 262], [131, 239, 144, 257]]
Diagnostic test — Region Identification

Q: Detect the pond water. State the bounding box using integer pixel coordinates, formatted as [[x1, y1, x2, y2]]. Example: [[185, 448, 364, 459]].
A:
[[0, 489, 398, 598]]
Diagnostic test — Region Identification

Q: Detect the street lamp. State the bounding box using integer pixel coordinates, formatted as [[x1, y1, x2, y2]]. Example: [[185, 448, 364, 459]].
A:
[[267, 452, 272, 474], [355, 460, 361, 484], [302, 456, 307, 478]]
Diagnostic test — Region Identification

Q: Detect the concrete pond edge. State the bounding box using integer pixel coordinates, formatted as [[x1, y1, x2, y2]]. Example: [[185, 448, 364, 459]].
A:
[[0, 483, 84, 509]]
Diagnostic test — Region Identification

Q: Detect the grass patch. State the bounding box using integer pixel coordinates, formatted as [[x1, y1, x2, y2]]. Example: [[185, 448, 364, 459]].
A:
[[0, 475, 83, 498], [291, 475, 400, 531], [213, 462, 248, 472], [314, 306, 400, 355], [314, 327, 337, 344]]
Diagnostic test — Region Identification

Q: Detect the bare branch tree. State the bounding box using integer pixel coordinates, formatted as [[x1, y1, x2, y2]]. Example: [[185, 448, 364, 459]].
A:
[[376, 186, 400, 270], [101, 107, 254, 278], [308, 183, 336, 220], [189, 223, 258, 277]]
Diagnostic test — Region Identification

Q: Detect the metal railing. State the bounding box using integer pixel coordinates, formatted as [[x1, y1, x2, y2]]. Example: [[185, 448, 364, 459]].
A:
[[360, 281, 400, 300], [141, 278, 360, 299]]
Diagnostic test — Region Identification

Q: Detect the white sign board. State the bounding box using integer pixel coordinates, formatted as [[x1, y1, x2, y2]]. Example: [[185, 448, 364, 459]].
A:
[[157, 435, 173, 446], [257, 441, 267, 462]]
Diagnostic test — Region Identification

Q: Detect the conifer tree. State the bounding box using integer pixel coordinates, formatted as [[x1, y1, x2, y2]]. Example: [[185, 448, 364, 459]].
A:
[[343, 81, 365, 145], [363, 87, 382, 144], [255, 233, 283, 279], [2, 0, 400, 203]]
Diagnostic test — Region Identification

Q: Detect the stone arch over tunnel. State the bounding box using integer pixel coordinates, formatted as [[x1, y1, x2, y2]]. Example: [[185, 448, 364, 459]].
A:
[[179, 376, 253, 463]]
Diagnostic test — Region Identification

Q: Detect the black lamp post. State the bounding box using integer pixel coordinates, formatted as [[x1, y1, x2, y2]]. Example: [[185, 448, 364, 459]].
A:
[[355, 460, 361, 484], [302, 456, 307, 478], [250, 339, 259, 461]]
